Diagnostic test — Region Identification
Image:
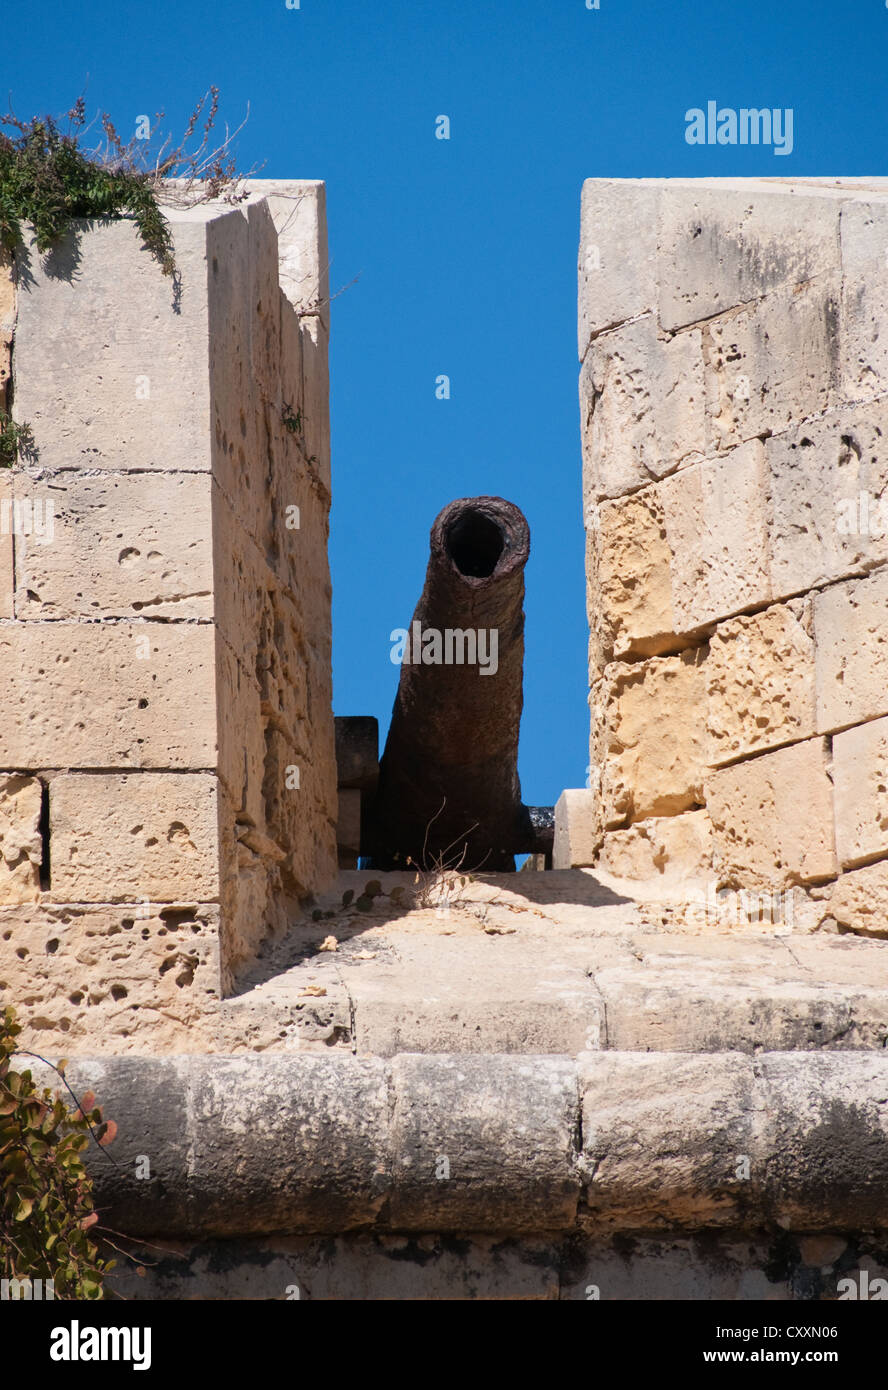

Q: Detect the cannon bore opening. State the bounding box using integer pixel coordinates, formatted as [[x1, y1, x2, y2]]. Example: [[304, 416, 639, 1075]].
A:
[[445, 510, 505, 578], [356, 495, 553, 871]]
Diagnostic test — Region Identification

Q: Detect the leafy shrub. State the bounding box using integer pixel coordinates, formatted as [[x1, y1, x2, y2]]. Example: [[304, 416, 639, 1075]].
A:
[[0, 89, 253, 278], [0, 1005, 115, 1298], [0, 99, 176, 275], [0, 411, 33, 466]]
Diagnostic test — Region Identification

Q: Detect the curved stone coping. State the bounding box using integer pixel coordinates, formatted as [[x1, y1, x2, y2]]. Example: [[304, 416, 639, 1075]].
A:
[[24, 1051, 888, 1238]]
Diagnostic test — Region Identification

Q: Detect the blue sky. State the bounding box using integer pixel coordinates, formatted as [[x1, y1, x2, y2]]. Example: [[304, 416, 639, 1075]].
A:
[[5, 0, 886, 809]]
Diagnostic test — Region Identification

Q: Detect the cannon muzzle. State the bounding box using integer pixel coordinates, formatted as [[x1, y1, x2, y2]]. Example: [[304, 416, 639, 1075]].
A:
[[367, 496, 549, 871]]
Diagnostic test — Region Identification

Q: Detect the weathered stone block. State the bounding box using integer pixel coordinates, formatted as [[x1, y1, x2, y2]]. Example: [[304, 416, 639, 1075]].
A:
[[300, 315, 332, 492], [658, 184, 840, 332], [12, 216, 213, 472], [581, 314, 705, 503], [586, 489, 676, 668], [814, 570, 888, 734], [337, 788, 361, 868], [706, 738, 836, 887], [660, 440, 771, 630], [214, 637, 266, 828], [553, 789, 602, 869], [0, 621, 217, 769], [334, 716, 379, 791], [207, 207, 269, 555], [827, 861, 888, 938], [578, 179, 660, 355], [0, 774, 43, 903], [594, 810, 712, 889], [707, 600, 816, 764], [262, 179, 330, 323], [767, 401, 888, 599], [840, 197, 888, 399], [0, 903, 222, 1049], [389, 1054, 580, 1232], [49, 772, 219, 902], [184, 1055, 391, 1236], [13, 472, 213, 620], [833, 716, 888, 869], [702, 280, 839, 453], [581, 1051, 756, 1228], [597, 649, 708, 825], [759, 1052, 888, 1229]]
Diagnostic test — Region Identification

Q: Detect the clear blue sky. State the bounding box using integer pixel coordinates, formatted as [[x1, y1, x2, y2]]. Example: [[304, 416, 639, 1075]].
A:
[[5, 0, 886, 808]]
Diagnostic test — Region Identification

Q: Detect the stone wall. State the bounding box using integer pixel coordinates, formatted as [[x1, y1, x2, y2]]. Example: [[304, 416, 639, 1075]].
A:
[[566, 178, 888, 936], [0, 183, 337, 1051]]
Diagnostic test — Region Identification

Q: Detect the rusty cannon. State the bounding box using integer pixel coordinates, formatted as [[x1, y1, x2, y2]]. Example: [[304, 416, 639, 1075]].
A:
[[365, 495, 553, 872]]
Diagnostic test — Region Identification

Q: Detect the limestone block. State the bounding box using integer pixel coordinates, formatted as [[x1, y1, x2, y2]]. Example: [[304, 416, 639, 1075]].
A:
[[840, 197, 888, 398], [0, 774, 43, 903], [214, 638, 266, 828], [578, 179, 660, 355], [207, 208, 268, 556], [702, 280, 839, 454], [814, 570, 888, 734], [212, 483, 289, 673], [660, 440, 771, 630], [767, 401, 888, 599], [759, 1052, 888, 1230], [261, 180, 330, 323], [337, 788, 361, 868], [833, 716, 888, 869], [581, 1051, 756, 1229], [658, 185, 841, 332], [12, 216, 213, 472], [0, 903, 223, 1050], [279, 291, 305, 426], [594, 810, 712, 889], [0, 472, 12, 618], [217, 779, 273, 989], [13, 472, 213, 620], [707, 600, 816, 764], [273, 468, 333, 651], [706, 738, 837, 887], [586, 490, 676, 668], [389, 1054, 579, 1232], [184, 1055, 391, 1235], [0, 621, 217, 769], [335, 716, 379, 791], [49, 773, 219, 902], [581, 314, 705, 503], [300, 314, 332, 492], [553, 789, 602, 869], [246, 199, 283, 403], [597, 649, 708, 825], [827, 862, 888, 938]]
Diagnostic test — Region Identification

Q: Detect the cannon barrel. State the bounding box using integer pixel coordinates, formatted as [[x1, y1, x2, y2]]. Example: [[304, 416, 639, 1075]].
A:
[[367, 496, 548, 871]]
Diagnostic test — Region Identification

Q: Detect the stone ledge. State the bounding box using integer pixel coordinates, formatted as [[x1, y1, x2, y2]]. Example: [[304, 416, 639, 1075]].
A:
[[105, 1229, 888, 1301], [25, 1050, 888, 1240], [10, 870, 888, 1055]]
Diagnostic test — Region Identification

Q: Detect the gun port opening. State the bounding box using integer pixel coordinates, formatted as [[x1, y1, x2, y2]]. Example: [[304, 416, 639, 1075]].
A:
[[446, 511, 505, 578]]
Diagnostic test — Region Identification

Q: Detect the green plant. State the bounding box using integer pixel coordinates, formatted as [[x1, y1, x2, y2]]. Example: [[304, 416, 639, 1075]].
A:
[[1, 1006, 116, 1298], [311, 879, 392, 923], [281, 398, 320, 468], [282, 401, 303, 435], [0, 100, 176, 275], [0, 411, 33, 466], [0, 88, 254, 279]]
